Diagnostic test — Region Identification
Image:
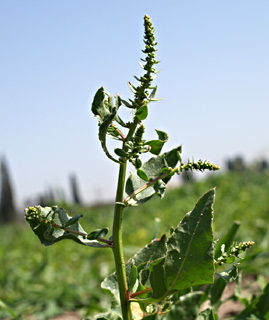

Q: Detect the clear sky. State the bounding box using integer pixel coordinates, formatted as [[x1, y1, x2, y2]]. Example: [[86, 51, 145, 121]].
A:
[[1, 1, 268, 207]]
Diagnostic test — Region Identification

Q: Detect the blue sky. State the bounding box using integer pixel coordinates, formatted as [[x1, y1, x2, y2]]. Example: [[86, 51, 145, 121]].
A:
[[1, 1, 268, 206]]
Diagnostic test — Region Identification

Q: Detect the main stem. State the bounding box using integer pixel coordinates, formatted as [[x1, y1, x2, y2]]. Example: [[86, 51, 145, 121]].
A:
[[112, 161, 132, 320]]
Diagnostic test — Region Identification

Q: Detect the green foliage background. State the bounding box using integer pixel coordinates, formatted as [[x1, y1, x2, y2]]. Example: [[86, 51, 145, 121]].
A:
[[0, 170, 268, 319]]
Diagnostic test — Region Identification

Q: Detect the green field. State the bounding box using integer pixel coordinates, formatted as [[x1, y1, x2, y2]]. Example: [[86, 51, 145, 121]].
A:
[[0, 170, 268, 319]]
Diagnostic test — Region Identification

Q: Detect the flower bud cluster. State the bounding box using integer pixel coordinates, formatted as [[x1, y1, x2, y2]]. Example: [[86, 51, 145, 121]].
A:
[[132, 15, 159, 110], [215, 241, 255, 266], [182, 159, 220, 172], [127, 125, 149, 168]]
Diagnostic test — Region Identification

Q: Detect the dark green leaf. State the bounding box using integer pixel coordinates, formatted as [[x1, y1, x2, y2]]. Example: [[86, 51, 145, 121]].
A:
[[149, 257, 167, 299], [114, 148, 129, 158], [91, 87, 109, 118], [135, 105, 148, 120], [164, 189, 215, 292], [128, 262, 138, 292], [64, 214, 83, 227], [99, 110, 121, 164], [87, 227, 109, 240], [155, 129, 169, 142], [120, 98, 135, 109], [137, 169, 149, 181]]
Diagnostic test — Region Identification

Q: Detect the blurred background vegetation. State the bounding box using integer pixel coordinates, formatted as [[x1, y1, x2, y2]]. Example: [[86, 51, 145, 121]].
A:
[[0, 156, 268, 319]]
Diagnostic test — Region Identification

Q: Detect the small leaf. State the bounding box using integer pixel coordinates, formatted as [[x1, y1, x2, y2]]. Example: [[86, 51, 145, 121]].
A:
[[149, 257, 167, 299], [128, 81, 137, 94], [114, 148, 129, 158], [120, 98, 135, 109], [64, 214, 83, 227], [149, 85, 158, 99], [137, 169, 149, 181], [155, 129, 169, 142], [145, 140, 165, 155], [87, 227, 109, 240], [135, 105, 148, 120], [128, 261, 138, 292]]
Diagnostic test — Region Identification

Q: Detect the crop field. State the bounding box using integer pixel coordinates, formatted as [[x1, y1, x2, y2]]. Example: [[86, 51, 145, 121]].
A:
[[0, 170, 268, 319]]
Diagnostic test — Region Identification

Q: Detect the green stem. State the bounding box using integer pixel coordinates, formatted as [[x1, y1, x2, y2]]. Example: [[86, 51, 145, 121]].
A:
[[112, 161, 132, 320]]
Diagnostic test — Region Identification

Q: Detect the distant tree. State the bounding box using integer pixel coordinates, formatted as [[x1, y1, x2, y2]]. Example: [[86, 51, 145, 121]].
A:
[[0, 157, 17, 223], [226, 156, 246, 171], [70, 174, 82, 205]]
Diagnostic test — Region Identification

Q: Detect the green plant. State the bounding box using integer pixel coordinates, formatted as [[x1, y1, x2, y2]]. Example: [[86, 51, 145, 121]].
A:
[[25, 15, 259, 319]]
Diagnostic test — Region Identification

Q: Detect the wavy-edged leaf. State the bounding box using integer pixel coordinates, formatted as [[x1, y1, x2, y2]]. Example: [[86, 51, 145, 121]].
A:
[[163, 189, 215, 292], [25, 206, 107, 247], [91, 87, 109, 118], [125, 146, 181, 205]]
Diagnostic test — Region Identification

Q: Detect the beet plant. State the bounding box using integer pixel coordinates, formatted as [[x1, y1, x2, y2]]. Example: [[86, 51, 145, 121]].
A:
[[25, 15, 264, 320]]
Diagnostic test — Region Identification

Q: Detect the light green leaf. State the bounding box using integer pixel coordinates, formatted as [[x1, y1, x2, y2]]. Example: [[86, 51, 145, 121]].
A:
[[137, 169, 149, 181], [195, 308, 215, 320]]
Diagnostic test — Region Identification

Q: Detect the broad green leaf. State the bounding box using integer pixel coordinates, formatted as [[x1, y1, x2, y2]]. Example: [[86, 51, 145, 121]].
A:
[[164, 189, 215, 292], [125, 146, 181, 205], [163, 292, 203, 320], [25, 206, 106, 247], [135, 105, 148, 120]]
